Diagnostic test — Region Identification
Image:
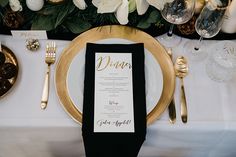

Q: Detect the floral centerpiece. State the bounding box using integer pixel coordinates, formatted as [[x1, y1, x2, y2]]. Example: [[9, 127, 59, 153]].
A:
[[0, 0, 235, 40]]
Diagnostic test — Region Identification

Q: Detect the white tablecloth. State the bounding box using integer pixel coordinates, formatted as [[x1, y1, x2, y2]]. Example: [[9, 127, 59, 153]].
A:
[[0, 34, 236, 157]]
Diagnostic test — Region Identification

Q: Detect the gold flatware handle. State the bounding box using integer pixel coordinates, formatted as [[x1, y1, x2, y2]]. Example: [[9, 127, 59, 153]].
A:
[[180, 78, 187, 123], [41, 65, 50, 110], [168, 98, 176, 124], [166, 48, 177, 124]]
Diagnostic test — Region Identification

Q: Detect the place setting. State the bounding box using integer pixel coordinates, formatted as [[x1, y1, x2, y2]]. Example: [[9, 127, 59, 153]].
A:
[[55, 25, 176, 125], [52, 25, 177, 156]]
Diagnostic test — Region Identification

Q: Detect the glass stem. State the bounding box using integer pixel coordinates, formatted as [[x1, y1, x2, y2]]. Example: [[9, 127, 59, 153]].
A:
[[167, 24, 174, 37], [194, 36, 203, 51]]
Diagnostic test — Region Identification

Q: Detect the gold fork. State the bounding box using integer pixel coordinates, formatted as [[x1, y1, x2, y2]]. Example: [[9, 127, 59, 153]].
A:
[[41, 42, 56, 110]]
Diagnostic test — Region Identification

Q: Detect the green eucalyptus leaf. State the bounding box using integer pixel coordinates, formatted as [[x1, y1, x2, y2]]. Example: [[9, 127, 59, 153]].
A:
[[0, 0, 8, 7], [65, 18, 91, 34], [55, 2, 75, 27], [67, 1, 76, 14], [147, 10, 160, 23], [38, 5, 60, 15], [137, 10, 160, 29], [137, 20, 151, 29], [31, 15, 55, 31], [55, 10, 68, 27]]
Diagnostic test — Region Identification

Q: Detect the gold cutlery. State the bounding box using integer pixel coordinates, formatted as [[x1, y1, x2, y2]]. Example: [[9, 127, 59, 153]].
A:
[[166, 48, 176, 124], [41, 42, 56, 110], [174, 56, 188, 123]]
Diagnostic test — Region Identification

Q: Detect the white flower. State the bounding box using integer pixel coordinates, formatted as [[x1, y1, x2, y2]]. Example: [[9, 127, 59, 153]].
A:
[[92, 0, 129, 25], [135, 0, 149, 15], [73, 0, 87, 10], [92, 0, 175, 24], [131, 0, 175, 15], [9, 0, 23, 12], [115, 0, 129, 24], [93, 0, 122, 13], [128, 0, 136, 13], [135, 0, 175, 14]]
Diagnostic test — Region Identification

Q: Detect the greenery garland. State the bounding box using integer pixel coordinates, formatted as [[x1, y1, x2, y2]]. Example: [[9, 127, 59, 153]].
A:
[[0, 0, 170, 36], [1, 0, 235, 40]]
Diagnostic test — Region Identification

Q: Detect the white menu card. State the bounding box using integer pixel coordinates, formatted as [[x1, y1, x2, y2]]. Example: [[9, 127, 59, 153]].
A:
[[94, 53, 134, 132]]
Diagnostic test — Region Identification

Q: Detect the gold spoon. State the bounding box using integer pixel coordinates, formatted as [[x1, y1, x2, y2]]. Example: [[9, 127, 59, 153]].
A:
[[174, 56, 188, 123]]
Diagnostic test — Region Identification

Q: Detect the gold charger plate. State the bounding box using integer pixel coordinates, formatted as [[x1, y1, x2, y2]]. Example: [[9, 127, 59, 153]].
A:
[[55, 25, 175, 125], [0, 45, 19, 98]]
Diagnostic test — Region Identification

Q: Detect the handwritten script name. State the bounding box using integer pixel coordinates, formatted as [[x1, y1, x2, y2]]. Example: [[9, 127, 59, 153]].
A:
[[97, 119, 132, 127], [96, 56, 132, 71]]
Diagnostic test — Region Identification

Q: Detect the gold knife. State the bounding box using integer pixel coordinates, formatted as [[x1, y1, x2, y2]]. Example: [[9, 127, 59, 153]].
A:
[[166, 48, 176, 124]]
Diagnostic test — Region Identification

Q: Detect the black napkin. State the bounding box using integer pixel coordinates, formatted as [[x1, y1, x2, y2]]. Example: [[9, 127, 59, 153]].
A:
[[82, 43, 146, 157]]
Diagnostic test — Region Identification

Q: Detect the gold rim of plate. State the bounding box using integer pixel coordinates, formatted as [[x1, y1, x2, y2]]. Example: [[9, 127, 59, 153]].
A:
[[0, 45, 19, 98], [55, 25, 175, 125]]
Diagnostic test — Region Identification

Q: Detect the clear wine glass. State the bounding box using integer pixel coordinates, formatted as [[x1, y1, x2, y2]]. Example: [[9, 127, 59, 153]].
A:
[[184, 0, 230, 61], [158, 0, 195, 48]]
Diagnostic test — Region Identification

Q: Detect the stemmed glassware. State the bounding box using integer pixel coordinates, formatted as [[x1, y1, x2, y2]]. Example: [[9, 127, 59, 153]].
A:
[[184, 0, 230, 61], [158, 0, 196, 48]]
